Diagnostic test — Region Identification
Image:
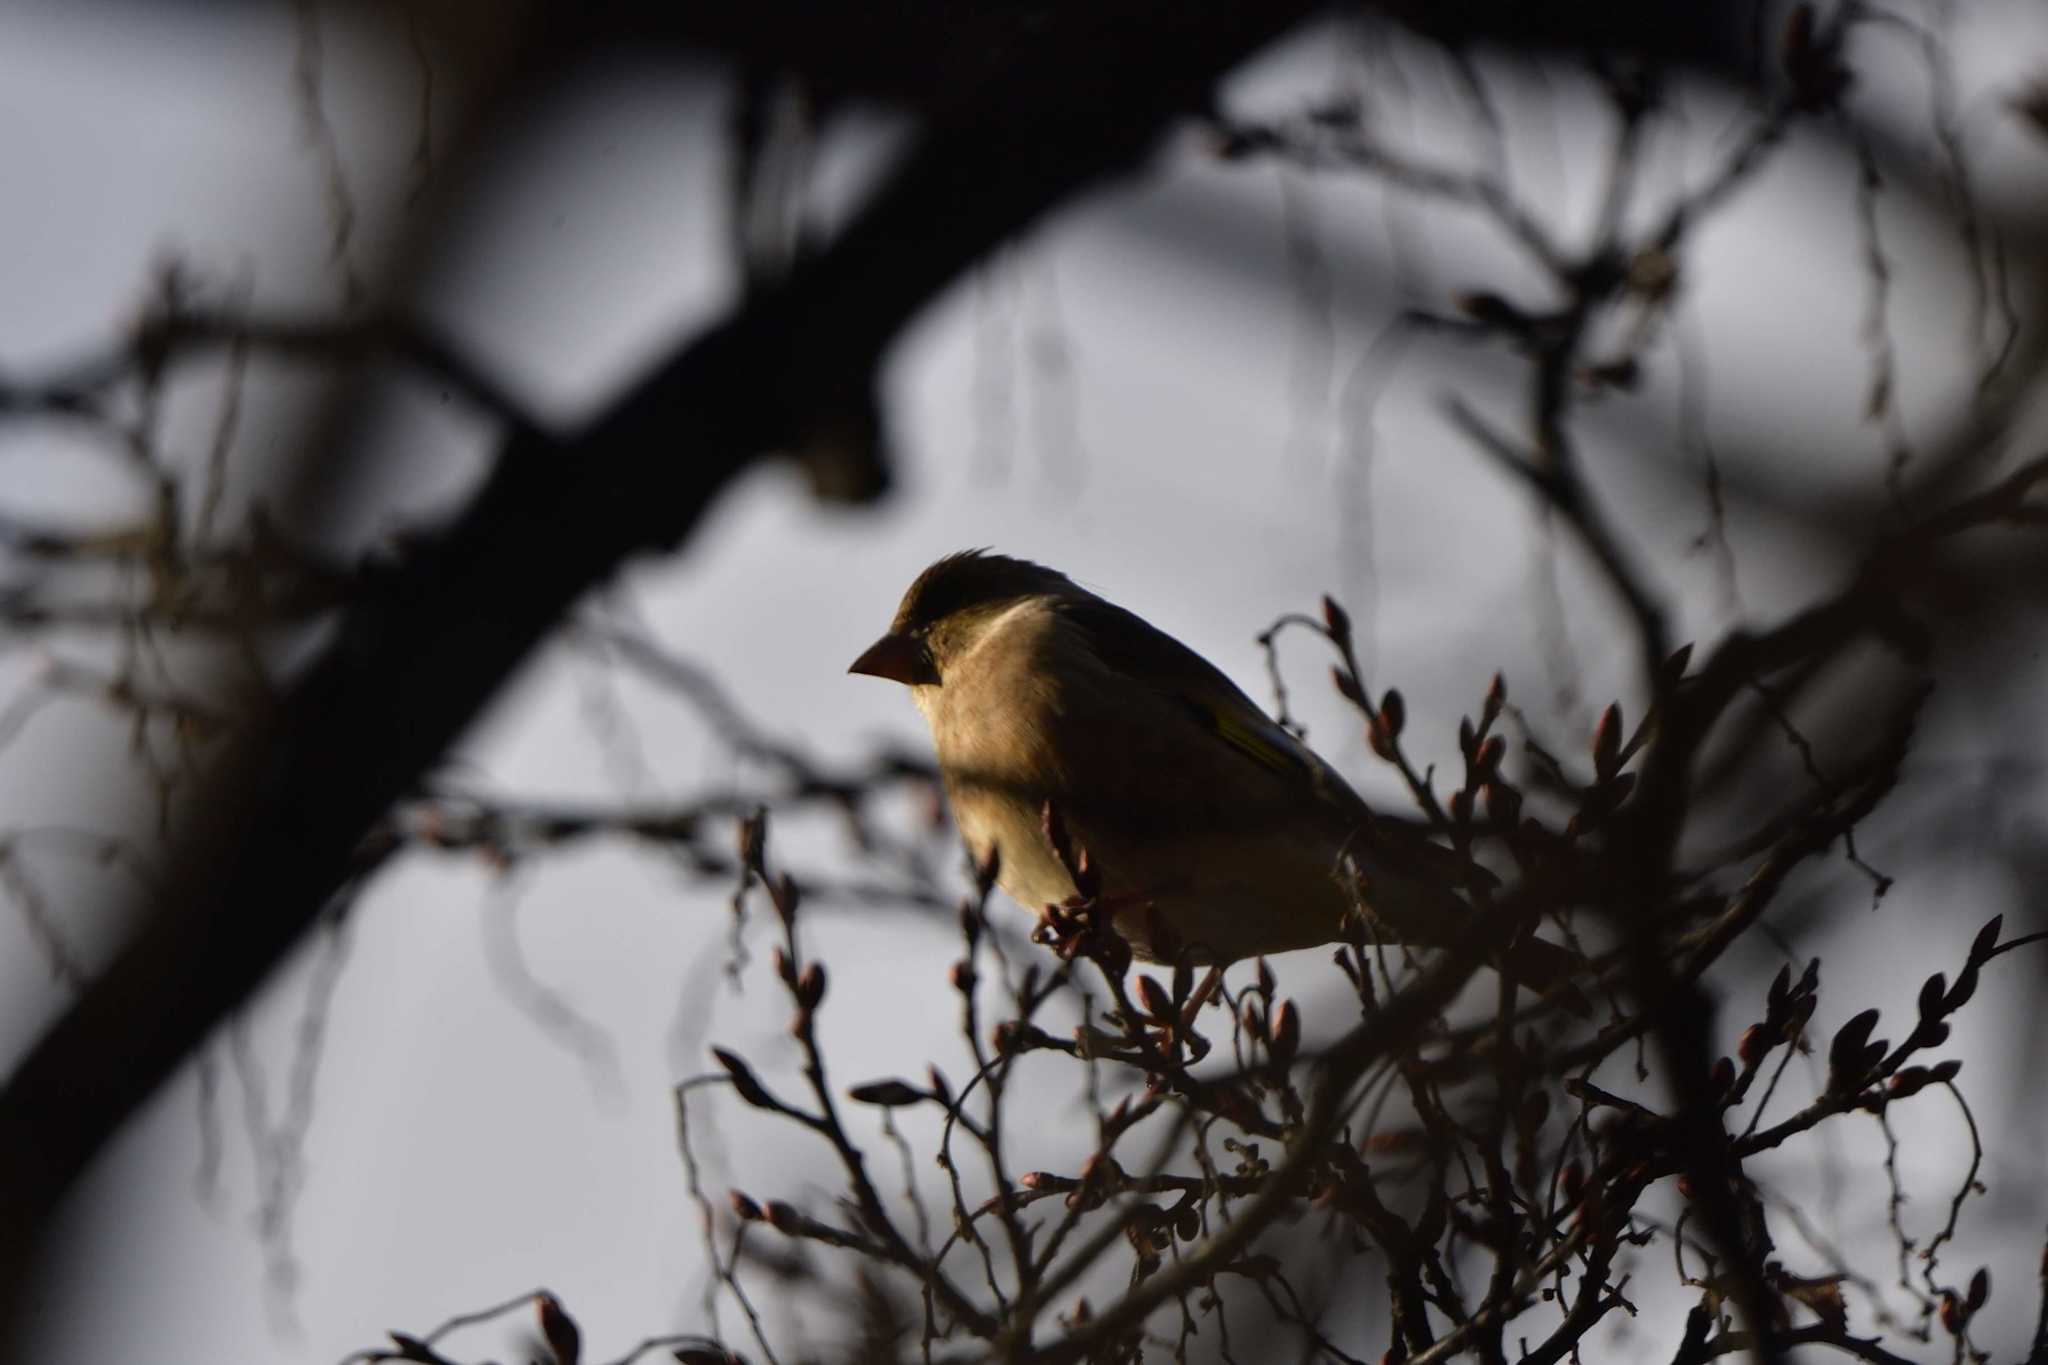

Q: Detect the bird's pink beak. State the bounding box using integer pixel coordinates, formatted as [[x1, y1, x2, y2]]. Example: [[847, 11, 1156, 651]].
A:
[[848, 632, 938, 686]]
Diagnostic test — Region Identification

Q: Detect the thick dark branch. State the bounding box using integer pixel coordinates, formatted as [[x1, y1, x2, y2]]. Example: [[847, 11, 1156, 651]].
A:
[[0, 2, 1319, 1334]]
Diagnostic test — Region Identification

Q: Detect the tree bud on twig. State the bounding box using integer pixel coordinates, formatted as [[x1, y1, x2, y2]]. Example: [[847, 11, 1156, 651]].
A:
[[385, 1332, 436, 1363], [1791, 992, 1818, 1032], [675, 1348, 743, 1365], [1135, 973, 1173, 1023], [1483, 672, 1506, 728], [537, 1293, 581, 1365], [1321, 594, 1353, 649], [713, 1048, 778, 1110], [729, 1190, 763, 1221], [1918, 972, 1947, 1021], [848, 1078, 924, 1107], [1767, 964, 1792, 1014], [1592, 703, 1622, 780], [1269, 999, 1301, 1068], [1888, 1066, 1946, 1098], [1970, 914, 2002, 964], [796, 962, 826, 1011], [1379, 688, 1404, 739], [1826, 1008, 1884, 1094]]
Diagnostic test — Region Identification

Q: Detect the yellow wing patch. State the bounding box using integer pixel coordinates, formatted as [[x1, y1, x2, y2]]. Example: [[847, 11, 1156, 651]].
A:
[[1196, 699, 1312, 782]]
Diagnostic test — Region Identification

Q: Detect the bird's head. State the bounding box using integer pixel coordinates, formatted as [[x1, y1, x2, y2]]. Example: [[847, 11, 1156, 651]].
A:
[[848, 550, 1076, 687]]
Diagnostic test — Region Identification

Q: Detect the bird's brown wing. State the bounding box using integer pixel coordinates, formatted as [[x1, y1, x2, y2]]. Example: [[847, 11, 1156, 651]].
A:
[[1050, 596, 1370, 824], [1046, 596, 1585, 1001]]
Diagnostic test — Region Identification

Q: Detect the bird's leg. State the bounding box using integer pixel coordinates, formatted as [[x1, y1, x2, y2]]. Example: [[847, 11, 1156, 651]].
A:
[[1032, 891, 1141, 978]]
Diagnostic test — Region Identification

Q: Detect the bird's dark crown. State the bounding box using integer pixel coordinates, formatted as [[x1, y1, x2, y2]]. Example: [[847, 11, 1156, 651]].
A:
[[889, 550, 1076, 634]]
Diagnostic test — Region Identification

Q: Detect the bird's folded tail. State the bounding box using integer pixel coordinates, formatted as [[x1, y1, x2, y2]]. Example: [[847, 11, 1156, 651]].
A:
[[1497, 935, 1592, 1017]]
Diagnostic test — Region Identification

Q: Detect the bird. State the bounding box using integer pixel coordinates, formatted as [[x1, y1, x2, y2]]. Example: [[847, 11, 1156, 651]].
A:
[[848, 550, 1579, 992]]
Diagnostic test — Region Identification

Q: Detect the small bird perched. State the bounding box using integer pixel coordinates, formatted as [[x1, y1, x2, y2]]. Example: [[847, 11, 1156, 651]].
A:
[[849, 551, 1577, 990]]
